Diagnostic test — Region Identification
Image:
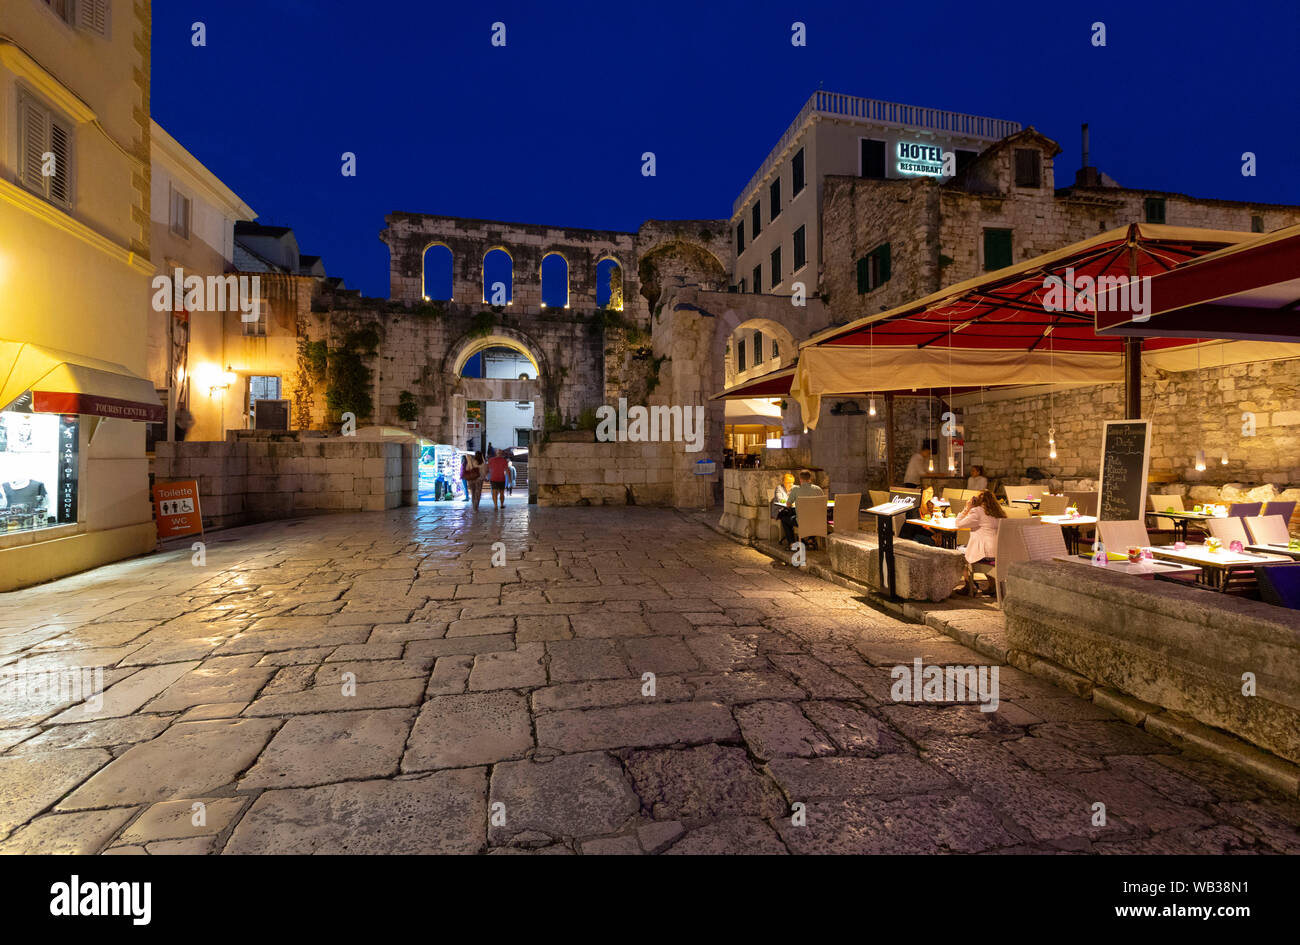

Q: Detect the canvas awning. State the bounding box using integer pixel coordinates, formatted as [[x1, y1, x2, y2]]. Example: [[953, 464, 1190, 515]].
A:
[[0, 340, 165, 423], [709, 366, 795, 400], [724, 397, 783, 427], [792, 223, 1259, 429], [1094, 223, 1300, 340]]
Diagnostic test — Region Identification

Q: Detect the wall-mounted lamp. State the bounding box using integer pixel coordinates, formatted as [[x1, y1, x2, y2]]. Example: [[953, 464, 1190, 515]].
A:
[[209, 365, 237, 396]]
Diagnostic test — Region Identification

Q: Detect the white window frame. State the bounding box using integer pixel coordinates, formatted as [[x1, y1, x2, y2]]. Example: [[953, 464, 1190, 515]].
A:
[[40, 0, 110, 37], [17, 88, 75, 211], [170, 185, 192, 240]]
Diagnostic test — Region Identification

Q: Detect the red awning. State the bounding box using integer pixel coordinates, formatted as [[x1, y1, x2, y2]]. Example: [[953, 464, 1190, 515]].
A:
[[791, 224, 1260, 428], [1094, 223, 1300, 340], [709, 366, 795, 400], [0, 341, 165, 423]]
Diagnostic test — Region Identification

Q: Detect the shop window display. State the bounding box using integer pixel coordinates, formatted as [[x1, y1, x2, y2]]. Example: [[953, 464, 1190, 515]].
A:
[[0, 395, 78, 534]]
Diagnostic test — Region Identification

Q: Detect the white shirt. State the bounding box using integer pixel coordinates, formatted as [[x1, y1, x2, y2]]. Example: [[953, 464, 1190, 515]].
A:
[[904, 453, 928, 484], [967, 476, 988, 492]]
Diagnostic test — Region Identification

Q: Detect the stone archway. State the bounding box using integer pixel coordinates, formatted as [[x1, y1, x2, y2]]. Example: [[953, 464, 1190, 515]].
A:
[[442, 329, 551, 451]]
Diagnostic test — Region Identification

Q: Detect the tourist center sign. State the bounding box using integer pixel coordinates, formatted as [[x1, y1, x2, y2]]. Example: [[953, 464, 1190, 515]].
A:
[[896, 141, 948, 177]]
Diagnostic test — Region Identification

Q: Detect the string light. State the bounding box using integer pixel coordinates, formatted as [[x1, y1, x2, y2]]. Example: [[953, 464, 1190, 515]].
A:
[[867, 326, 877, 416], [1195, 341, 1207, 472], [1220, 342, 1229, 465], [1047, 329, 1059, 461]]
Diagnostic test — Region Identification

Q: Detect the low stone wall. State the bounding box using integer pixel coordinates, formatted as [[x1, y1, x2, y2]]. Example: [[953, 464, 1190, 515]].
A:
[[829, 533, 967, 602], [1004, 561, 1300, 766], [718, 447, 825, 541], [153, 435, 416, 528], [533, 433, 676, 506]]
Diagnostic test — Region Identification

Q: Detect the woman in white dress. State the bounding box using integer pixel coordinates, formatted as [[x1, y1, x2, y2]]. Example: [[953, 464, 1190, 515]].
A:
[[955, 489, 1005, 595]]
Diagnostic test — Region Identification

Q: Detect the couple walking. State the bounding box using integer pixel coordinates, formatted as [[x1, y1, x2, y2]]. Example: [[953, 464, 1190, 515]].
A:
[[461, 448, 515, 509]]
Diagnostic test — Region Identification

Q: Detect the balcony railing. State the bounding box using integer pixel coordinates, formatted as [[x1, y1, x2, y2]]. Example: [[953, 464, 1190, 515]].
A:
[[732, 92, 1022, 216]]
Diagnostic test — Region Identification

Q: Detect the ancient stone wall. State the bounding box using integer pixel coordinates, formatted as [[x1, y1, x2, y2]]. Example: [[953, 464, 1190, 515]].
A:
[[962, 357, 1300, 487]]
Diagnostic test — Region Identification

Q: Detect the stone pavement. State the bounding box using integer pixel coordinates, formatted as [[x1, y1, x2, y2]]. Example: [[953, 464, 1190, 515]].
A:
[[1, 501, 1298, 854]]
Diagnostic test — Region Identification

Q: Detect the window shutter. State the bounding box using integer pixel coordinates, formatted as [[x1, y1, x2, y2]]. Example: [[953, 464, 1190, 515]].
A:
[[878, 243, 891, 283], [19, 96, 49, 194], [77, 0, 110, 37], [47, 118, 72, 206], [857, 257, 870, 294]]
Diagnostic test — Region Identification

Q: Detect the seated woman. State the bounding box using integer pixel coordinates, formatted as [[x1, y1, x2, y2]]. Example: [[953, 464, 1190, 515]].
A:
[[966, 464, 989, 492], [898, 486, 939, 546], [955, 489, 1005, 595], [770, 473, 795, 524]]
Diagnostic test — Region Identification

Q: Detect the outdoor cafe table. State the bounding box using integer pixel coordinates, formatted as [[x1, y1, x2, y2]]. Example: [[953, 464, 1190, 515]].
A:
[[1148, 543, 1289, 591], [905, 516, 960, 549], [1246, 543, 1300, 560], [1145, 510, 1226, 543], [1038, 514, 1099, 555], [1052, 554, 1202, 584]]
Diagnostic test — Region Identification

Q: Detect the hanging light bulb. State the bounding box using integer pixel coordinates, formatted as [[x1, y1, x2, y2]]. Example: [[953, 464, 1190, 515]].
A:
[[1195, 449, 1207, 472], [1048, 426, 1057, 461], [947, 452, 956, 473], [1220, 451, 1229, 466], [928, 456, 935, 472], [868, 396, 877, 417]]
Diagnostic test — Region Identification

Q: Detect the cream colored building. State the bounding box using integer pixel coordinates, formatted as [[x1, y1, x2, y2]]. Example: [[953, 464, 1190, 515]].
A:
[[731, 91, 1020, 296], [0, 0, 161, 591], [148, 120, 256, 444]]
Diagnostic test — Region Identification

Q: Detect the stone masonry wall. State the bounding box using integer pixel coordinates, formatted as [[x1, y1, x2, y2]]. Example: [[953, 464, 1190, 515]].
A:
[[154, 435, 415, 529], [962, 357, 1300, 487], [533, 434, 675, 507]]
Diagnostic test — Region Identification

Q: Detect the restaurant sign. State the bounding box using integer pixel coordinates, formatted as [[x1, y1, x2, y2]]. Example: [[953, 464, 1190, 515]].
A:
[[896, 141, 950, 177]]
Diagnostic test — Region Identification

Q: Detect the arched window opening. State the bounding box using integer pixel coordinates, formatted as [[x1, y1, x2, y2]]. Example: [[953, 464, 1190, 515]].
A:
[[422, 244, 453, 300], [541, 253, 568, 308], [483, 248, 513, 305], [597, 258, 624, 310]]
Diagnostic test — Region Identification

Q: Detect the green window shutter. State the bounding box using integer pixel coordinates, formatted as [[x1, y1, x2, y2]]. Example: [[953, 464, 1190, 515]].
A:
[[983, 229, 1013, 271], [878, 243, 891, 283], [857, 257, 870, 294]]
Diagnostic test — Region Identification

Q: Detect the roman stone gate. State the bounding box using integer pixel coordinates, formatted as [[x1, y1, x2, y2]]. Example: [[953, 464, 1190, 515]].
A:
[[377, 213, 644, 449]]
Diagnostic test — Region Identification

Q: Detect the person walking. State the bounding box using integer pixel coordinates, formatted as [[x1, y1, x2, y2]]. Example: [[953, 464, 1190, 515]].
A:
[[506, 456, 517, 496], [462, 451, 485, 509], [487, 448, 511, 509]]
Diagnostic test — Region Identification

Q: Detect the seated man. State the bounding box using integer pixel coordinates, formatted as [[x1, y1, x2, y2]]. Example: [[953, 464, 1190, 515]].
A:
[[778, 470, 824, 547]]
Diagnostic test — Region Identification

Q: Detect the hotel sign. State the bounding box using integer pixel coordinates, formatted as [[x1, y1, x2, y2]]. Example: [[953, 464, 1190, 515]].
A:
[[896, 141, 948, 177]]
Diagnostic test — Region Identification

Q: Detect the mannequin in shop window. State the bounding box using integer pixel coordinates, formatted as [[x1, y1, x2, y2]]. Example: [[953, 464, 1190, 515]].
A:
[[1, 477, 49, 514]]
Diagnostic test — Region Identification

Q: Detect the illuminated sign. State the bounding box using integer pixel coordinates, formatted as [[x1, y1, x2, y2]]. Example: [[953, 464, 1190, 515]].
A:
[[896, 141, 947, 177]]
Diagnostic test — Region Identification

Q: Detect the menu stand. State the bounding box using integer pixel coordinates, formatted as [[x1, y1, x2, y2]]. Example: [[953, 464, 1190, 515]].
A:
[[868, 498, 916, 600]]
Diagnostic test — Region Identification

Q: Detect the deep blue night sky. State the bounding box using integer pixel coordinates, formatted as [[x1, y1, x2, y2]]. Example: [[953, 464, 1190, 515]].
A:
[[152, 0, 1300, 298]]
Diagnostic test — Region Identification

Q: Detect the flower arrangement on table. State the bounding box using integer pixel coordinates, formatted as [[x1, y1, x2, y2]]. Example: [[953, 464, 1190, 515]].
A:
[[1206, 537, 1223, 554]]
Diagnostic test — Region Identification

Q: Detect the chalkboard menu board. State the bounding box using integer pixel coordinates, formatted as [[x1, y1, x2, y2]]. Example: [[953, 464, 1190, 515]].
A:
[[1097, 419, 1151, 521]]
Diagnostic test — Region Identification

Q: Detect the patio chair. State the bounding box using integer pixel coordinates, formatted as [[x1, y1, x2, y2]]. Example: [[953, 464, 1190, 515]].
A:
[[972, 518, 1035, 606], [1206, 517, 1249, 544], [1255, 563, 1300, 609], [1064, 491, 1098, 516], [868, 490, 890, 507], [1263, 501, 1296, 526], [1098, 520, 1151, 550], [794, 495, 828, 550], [832, 493, 861, 534], [1038, 495, 1069, 516], [1022, 522, 1068, 560], [1147, 493, 1184, 532], [1004, 505, 1032, 519], [1228, 502, 1262, 519], [1003, 484, 1035, 504], [1245, 514, 1290, 545], [942, 487, 965, 504]]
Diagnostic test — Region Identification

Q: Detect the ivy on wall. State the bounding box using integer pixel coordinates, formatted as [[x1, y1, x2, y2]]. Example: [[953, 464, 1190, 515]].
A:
[[324, 325, 380, 421]]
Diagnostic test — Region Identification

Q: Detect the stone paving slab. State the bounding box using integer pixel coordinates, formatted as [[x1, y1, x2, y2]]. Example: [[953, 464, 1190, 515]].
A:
[[0, 504, 1297, 854]]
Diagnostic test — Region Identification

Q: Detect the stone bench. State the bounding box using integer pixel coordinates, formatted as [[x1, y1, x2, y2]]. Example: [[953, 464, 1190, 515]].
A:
[[1004, 560, 1300, 766], [828, 533, 968, 602]]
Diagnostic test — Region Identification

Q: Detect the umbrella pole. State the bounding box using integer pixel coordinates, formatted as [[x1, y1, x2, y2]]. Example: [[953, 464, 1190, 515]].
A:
[[1124, 338, 1142, 419], [885, 392, 896, 486]]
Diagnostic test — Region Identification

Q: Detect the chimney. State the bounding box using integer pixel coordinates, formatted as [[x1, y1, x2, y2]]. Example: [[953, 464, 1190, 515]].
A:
[[1075, 122, 1101, 187]]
